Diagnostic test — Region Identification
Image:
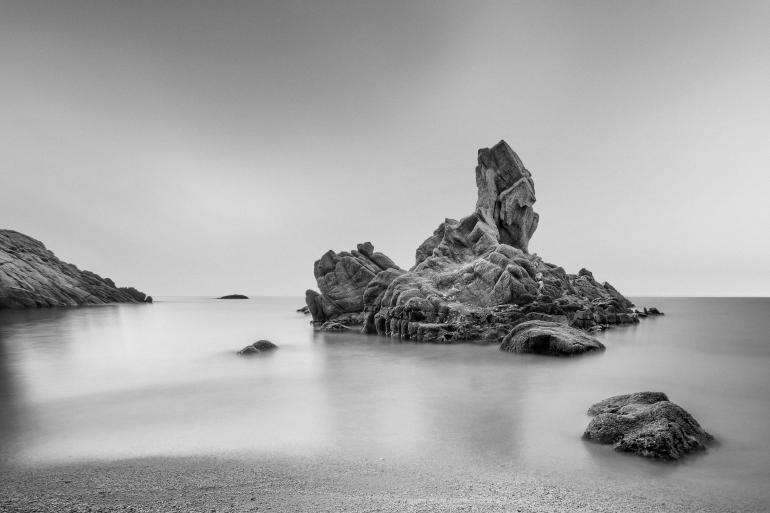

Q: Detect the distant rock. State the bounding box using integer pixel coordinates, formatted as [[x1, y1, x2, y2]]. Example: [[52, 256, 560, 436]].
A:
[[297, 305, 310, 314], [583, 392, 714, 460], [219, 294, 249, 299], [238, 340, 278, 355], [645, 307, 664, 315], [304, 140, 641, 342], [500, 320, 605, 356], [0, 229, 150, 309]]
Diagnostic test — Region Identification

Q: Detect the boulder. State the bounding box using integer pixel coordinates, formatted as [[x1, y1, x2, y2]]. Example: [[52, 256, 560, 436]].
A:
[[0, 230, 150, 309], [583, 392, 714, 460], [305, 242, 402, 323], [500, 320, 605, 356], [304, 140, 642, 342], [238, 340, 278, 355], [219, 294, 249, 299]]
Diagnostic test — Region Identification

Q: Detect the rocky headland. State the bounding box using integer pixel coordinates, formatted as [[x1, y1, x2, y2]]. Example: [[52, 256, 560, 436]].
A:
[[305, 140, 639, 343], [0, 229, 151, 308]]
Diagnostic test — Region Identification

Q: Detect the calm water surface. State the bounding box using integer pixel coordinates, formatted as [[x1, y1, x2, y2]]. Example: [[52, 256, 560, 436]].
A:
[[1, 297, 769, 503]]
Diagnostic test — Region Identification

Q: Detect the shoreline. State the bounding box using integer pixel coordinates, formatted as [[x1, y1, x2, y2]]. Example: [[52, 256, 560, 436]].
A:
[[1, 453, 764, 513]]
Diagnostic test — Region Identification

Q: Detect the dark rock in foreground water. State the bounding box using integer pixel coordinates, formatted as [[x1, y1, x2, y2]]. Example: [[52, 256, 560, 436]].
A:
[[583, 392, 714, 460], [500, 320, 605, 356], [219, 294, 249, 299], [238, 340, 278, 355], [304, 140, 641, 342], [0, 229, 150, 309]]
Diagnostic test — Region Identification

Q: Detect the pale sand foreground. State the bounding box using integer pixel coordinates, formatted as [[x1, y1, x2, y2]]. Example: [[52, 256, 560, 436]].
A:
[[0, 454, 764, 513]]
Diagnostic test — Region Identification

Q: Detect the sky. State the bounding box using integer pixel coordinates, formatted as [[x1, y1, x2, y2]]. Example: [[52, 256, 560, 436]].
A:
[[1, 0, 769, 297]]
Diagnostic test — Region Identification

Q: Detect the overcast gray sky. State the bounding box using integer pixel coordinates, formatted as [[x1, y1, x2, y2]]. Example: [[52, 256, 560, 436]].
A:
[[1, 0, 768, 296]]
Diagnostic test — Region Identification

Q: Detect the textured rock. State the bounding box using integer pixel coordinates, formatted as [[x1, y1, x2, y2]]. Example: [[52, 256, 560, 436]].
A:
[[306, 242, 401, 323], [238, 340, 278, 355], [500, 320, 605, 356], [583, 392, 714, 460], [0, 230, 150, 309], [305, 140, 640, 341], [219, 294, 249, 299]]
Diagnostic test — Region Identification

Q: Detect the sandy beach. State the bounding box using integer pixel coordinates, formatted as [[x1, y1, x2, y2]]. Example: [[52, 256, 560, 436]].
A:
[[1, 453, 764, 513]]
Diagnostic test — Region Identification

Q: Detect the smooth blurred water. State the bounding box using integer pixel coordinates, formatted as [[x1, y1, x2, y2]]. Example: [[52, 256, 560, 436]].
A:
[[1, 297, 769, 502]]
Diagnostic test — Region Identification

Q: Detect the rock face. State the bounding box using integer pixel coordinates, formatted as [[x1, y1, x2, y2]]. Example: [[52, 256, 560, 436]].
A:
[[306, 241, 402, 324], [238, 340, 278, 355], [500, 320, 605, 356], [583, 392, 714, 460], [305, 140, 638, 341], [0, 230, 150, 309]]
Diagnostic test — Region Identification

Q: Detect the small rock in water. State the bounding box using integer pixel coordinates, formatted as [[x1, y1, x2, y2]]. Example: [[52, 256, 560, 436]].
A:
[[500, 320, 605, 356], [297, 305, 310, 314], [319, 321, 353, 332], [219, 294, 249, 299], [644, 307, 664, 315], [582, 391, 714, 460], [238, 340, 278, 355]]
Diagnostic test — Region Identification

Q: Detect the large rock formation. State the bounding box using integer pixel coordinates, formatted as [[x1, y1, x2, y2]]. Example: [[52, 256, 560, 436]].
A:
[[582, 392, 715, 460], [0, 230, 150, 308], [305, 140, 638, 342]]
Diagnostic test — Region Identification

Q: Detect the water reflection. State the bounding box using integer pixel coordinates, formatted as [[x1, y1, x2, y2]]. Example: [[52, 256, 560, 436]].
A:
[[0, 297, 768, 503]]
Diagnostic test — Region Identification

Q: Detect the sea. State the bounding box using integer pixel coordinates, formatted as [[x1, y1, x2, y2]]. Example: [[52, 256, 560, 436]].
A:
[[1, 297, 768, 507]]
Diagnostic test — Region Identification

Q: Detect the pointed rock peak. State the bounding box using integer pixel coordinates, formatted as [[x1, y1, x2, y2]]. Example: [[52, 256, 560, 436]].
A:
[[475, 139, 539, 252], [477, 140, 527, 183]]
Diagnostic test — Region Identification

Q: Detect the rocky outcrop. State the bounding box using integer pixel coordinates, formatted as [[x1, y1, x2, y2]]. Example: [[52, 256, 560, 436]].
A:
[[305, 242, 402, 323], [305, 140, 639, 342], [582, 392, 714, 460], [0, 230, 150, 309], [500, 320, 605, 356], [238, 340, 278, 355]]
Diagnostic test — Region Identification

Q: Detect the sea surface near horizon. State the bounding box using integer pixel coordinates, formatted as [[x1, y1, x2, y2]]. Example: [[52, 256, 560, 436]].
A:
[[1, 297, 769, 506]]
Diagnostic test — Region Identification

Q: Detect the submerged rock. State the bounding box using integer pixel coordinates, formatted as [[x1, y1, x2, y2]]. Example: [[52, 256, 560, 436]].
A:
[[0, 229, 150, 309], [304, 140, 640, 342], [238, 340, 278, 355], [219, 294, 249, 299], [583, 392, 714, 460], [500, 320, 605, 356]]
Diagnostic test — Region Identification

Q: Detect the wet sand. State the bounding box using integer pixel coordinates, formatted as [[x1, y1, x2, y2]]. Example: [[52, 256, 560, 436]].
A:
[[0, 454, 762, 513]]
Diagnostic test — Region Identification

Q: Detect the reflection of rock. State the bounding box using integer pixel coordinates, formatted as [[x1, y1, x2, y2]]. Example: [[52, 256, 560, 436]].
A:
[[0, 230, 150, 308], [238, 340, 278, 355], [500, 320, 605, 356], [305, 140, 641, 342], [583, 392, 714, 460], [219, 294, 249, 299]]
